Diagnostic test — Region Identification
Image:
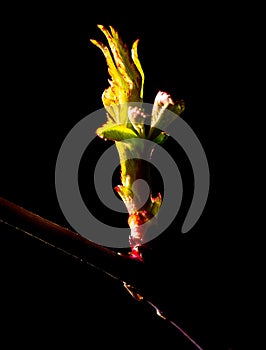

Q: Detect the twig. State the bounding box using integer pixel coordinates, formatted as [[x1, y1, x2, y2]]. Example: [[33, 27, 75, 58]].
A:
[[0, 196, 205, 349], [0, 196, 143, 286]]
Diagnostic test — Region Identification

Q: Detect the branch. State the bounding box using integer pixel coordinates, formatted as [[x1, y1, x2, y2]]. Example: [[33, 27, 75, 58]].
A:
[[0, 196, 205, 349], [0, 196, 144, 287]]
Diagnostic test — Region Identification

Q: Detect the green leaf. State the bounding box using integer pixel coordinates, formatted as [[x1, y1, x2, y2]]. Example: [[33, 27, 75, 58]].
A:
[[115, 185, 133, 201], [150, 195, 162, 217], [131, 39, 145, 99], [146, 193, 162, 218], [96, 124, 139, 141], [152, 131, 169, 145], [114, 185, 134, 213], [90, 25, 144, 124]]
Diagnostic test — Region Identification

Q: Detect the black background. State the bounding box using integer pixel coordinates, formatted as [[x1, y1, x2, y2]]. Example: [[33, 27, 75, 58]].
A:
[[1, 3, 258, 349]]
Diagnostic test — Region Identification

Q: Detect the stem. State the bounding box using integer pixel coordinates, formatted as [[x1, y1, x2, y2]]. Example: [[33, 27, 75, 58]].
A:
[[0, 196, 143, 284], [1, 197, 205, 349], [114, 140, 161, 260]]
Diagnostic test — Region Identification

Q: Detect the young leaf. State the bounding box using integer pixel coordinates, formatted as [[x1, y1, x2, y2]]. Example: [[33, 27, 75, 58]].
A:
[[152, 131, 169, 145], [90, 25, 144, 125], [96, 124, 139, 141]]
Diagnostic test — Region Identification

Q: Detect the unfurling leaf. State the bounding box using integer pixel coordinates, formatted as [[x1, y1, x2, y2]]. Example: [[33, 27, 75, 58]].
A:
[[152, 131, 169, 145], [90, 25, 144, 124], [148, 91, 185, 140], [96, 124, 138, 142], [115, 185, 135, 214], [146, 193, 163, 218], [131, 39, 144, 99]]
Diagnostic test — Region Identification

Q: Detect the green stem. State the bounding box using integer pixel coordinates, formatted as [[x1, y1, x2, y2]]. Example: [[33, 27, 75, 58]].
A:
[[114, 140, 162, 252]]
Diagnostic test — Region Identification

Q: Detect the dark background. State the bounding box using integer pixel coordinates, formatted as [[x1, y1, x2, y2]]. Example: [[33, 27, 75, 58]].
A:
[[1, 3, 258, 349]]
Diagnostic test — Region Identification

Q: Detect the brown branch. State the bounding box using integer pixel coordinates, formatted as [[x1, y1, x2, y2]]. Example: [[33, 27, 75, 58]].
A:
[[0, 196, 207, 349], [0, 196, 144, 288]]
